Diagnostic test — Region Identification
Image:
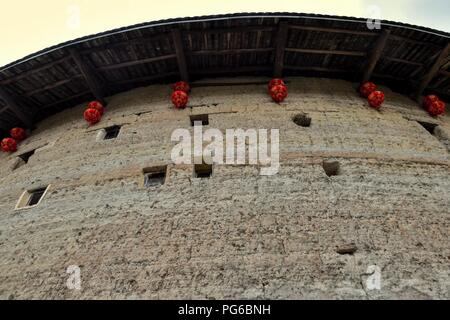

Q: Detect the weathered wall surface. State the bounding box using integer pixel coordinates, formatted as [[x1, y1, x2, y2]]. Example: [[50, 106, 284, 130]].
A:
[[0, 77, 449, 299]]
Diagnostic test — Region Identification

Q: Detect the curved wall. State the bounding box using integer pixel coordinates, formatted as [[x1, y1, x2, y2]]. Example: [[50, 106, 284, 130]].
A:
[[0, 77, 449, 299]]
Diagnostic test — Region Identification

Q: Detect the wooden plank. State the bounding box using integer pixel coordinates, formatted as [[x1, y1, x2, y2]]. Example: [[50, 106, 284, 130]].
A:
[[189, 48, 274, 56], [0, 86, 33, 127], [112, 72, 178, 85], [69, 48, 106, 105], [171, 29, 189, 82], [0, 57, 72, 85], [95, 54, 177, 71], [361, 29, 391, 83], [273, 21, 289, 78], [383, 57, 423, 67], [415, 43, 450, 100], [285, 48, 366, 57]]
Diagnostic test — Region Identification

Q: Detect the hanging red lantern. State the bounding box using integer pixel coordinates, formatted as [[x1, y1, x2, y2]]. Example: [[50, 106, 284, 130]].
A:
[[270, 84, 288, 103], [84, 108, 102, 125], [1, 137, 17, 153], [10, 127, 27, 141], [173, 81, 190, 93], [428, 100, 445, 116], [423, 95, 439, 110], [268, 79, 285, 92], [368, 91, 385, 109], [359, 82, 377, 98], [171, 90, 189, 109], [87, 101, 105, 116]]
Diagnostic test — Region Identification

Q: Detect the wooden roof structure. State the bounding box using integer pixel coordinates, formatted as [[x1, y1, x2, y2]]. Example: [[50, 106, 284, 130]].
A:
[[0, 13, 449, 134]]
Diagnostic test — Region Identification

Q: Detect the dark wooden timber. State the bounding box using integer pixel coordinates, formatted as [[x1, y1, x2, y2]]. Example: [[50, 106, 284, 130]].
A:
[[415, 43, 450, 100], [69, 48, 106, 105], [361, 29, 391, 83], [273, 21, 289, 78], [171, 29, 189, 82], [286, 48, 366, 57]]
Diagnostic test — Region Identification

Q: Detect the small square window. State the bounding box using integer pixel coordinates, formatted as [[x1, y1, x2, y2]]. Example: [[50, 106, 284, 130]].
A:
[[104, 125, 121, 140], [18, 150, 35, 164], [143, 166, 167, 187], [190, 114, 209, 126], [194, 163, 213, 178], [15, 185, 50, 210]]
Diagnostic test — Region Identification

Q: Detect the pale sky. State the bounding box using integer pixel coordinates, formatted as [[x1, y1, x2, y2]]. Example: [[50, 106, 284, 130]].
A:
[[0, 0, 449, 67]]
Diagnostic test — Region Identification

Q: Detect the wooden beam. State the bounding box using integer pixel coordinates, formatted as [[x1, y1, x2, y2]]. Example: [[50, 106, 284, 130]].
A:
[[0, 86, 33, 127], [0, 56, 72, 85], [285, 65, 354, 73], [439, 70, 450, 77], [69, 48, 106, 105], [285, 48, 366, 57], [361, 29, 391, 83], [383, 57, 423, 67], [43, 90, 92, 109], [171, 29, 189, 82], [192, 66, 272, 76], [95, 54, 176, 71], [25, 75, 83, 97], [273, 21, 289, 78], [185, 26, 275, 35], [112, 72, 178, 85], [415, 43, 450, 100], [289, 25, 377, 37]]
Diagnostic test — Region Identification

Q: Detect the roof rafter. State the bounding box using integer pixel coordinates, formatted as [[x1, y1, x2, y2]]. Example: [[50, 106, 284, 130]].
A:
[[273, 21, 289, 78], [415, 43, 450, 100], [361, 29, 391, 83], [69, 48, 107, 105], [171, 29, 189, 82]]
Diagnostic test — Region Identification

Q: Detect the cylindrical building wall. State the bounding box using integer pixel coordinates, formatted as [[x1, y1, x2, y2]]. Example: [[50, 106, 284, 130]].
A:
[[0, 78, 449, 299]]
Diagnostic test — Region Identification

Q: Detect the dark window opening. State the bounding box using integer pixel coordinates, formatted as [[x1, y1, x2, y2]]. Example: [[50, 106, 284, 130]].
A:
[[293, 114, 311, 127], [143, 166, 167, 187], [417, 121, 437, 135], [104, 125, 121, 140], [18, 150, 35, 164], [323, 160, 340, 177], [27, 188, 47, 206], [195, 163, 212, 178], [190, 114, 209, 126]]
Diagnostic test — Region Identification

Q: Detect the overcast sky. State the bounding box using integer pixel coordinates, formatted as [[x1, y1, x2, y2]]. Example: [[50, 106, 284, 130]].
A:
[[1, 0, 449, 67]]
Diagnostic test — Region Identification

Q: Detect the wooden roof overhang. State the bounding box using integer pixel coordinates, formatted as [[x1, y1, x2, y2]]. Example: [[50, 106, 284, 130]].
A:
[[0, 13, 449, 135]]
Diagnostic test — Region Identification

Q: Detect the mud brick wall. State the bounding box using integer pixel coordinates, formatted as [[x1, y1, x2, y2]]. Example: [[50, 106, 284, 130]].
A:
[[0, 77, 449, 299]]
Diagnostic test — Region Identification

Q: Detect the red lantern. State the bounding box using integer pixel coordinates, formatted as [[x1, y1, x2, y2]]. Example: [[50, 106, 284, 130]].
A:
[[171, 90, 189, 109], [423, 95, 439, 110], [10, 127, 27, 141], [270, 84, 288, 103], [268, 79, 285, 92], [360, 82, 377, 98], [84, 108, 102, 125], [1, 137, 17, 153], [368, 91, 385, 109], [173, 81, 190, 93], [87, 101, 105, 116], [428, 100, 445, 116]]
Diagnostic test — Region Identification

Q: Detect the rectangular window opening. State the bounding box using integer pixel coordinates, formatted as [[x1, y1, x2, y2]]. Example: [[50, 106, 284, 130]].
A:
[[104, 125, 122, 140], [195, 163, 213, 178], [190, 114, 209, 126], [323, 160, 340, 177], [417, 121, 437, 135], [15, 185, 50, 210], [18, 149, 35, 164], [143, 166, 167, 187]]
